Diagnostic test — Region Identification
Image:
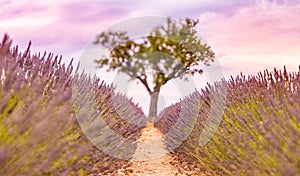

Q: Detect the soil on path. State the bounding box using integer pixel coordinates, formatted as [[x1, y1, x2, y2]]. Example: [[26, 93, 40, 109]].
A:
[[114, 124, 209, 176]]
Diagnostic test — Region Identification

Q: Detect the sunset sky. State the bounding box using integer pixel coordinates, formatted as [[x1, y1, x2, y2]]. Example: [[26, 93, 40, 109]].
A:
[[1, 0, 299, 113]]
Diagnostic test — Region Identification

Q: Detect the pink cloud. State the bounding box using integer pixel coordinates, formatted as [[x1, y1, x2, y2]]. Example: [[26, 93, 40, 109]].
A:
[[0, 0, 131, 61], [198, 2, 300, 77]]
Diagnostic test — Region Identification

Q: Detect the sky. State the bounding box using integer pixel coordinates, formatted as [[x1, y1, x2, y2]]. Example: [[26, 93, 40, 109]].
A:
[[1, 0, 300, 114]]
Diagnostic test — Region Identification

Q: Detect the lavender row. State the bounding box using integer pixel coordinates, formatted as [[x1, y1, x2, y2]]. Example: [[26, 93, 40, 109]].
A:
[[156, 66, 300, 175], [0, 34, 146, 175]]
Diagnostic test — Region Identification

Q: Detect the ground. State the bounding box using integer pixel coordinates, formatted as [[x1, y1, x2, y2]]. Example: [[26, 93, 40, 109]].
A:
[[109, 124, 210, 176]]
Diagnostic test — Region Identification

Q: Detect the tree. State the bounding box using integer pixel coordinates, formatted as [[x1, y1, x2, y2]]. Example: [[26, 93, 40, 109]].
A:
[[94, 18, 215, 122]]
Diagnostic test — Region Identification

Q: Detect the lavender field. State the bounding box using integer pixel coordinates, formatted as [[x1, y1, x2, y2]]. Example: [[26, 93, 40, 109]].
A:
[[0, 34, 299, 175]]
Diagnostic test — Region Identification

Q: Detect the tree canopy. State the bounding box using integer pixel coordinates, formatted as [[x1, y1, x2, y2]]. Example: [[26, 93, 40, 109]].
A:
[[94, 18, 215, 94]]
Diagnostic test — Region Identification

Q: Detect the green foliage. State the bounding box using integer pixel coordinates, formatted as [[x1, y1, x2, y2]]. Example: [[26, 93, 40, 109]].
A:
[[94, 17, 215, 94]]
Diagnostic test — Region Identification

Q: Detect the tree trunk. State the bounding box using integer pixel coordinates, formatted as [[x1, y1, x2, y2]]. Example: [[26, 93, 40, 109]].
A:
[[148, 89, 160, 123]]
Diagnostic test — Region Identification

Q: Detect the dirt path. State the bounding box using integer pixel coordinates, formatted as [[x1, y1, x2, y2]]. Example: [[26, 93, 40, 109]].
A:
[[114, 124, 208, 176]]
